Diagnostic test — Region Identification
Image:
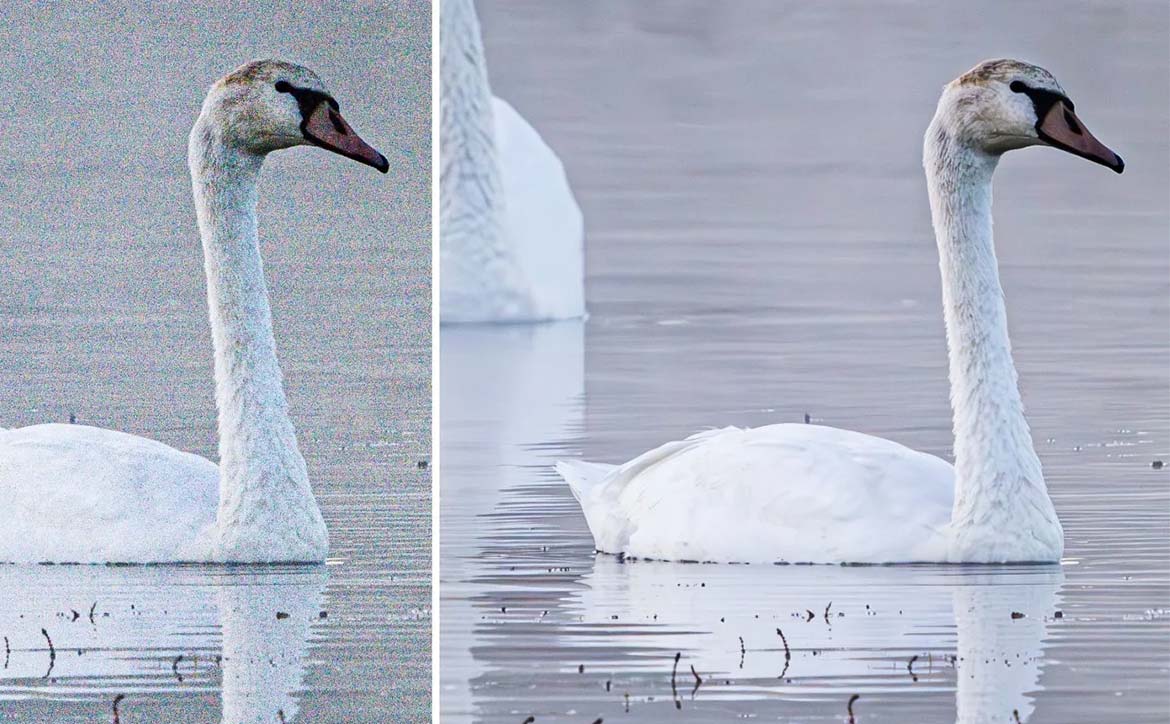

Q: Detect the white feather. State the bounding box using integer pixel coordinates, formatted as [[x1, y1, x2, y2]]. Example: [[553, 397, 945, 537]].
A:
[[564, 425, 953, 563]]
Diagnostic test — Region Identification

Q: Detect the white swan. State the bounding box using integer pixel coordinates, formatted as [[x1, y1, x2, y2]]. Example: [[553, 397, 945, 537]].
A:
[[0, 60, 388, 564], [557, 59, 1124, 564], [439, 0, 585, 323]]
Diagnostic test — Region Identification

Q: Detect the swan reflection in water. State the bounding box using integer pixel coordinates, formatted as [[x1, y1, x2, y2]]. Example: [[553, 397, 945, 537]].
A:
[[440, 320, 585, 718], [0, 565, 325, 723], [575, 558, 1062, 723]]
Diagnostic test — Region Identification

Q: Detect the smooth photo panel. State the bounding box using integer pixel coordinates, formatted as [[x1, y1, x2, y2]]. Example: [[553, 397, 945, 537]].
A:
[[438, 1, 1169, 722]]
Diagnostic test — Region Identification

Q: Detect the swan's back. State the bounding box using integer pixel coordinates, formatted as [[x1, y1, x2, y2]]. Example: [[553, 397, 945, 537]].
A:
[[0, 424, 218, 563], [492, 97, 584, 320], [558, 424, 954, 564]]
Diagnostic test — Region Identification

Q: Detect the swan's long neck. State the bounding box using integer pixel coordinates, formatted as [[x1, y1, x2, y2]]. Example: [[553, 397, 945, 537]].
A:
[[924, 118, 1061, 562], [439, 0, 531, 319], [188, 118, 327, 562]]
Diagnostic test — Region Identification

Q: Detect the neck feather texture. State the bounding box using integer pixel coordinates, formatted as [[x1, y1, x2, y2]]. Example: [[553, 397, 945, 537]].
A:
[[439, 0, 531, 320], [188, 119, 327, 562], [923, 119, 1061, 562]]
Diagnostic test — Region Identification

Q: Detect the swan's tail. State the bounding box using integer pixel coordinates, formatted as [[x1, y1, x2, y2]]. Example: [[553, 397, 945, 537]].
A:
[[555, 459, 628, 552], [556, 460, 615, 502]]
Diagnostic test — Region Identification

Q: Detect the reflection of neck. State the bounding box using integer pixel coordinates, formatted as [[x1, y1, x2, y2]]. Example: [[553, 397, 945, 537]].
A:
[[952, 573, 1059, 723], [439, 0, 529, 317], [923, 118, 1060, 562], [188, 118, 327, 562], [217, 575, 324, 722]]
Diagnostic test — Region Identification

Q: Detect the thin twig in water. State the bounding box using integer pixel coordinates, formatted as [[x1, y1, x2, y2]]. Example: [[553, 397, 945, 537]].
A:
[[89, 602, 97, 625], [671, 652, 682, 710], [847, 694, 859, 723], [776, 628, 790, 679], [824, 601, 832, 625], [738, 635, 745, 669], [41, 629, 55, 679], [908, 654, 919, 682], [1012, 710, 1022, 723], [278, 710, 287, 723], [689, 664, 702, 698], [112, 694, 125, 724], [521, 717, 534, 724], [172, 654, 184, 682], [3, 635, 8, 669]]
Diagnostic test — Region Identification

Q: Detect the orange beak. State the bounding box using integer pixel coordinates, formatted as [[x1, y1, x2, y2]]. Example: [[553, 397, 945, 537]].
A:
[[303, 102, 389, 173], [1037, 100, 1124, 174]]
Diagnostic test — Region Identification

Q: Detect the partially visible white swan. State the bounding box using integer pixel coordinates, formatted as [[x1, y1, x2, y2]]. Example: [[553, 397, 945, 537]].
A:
[[439, 0, 585, 323], [557, 59, 1124, 564], [0, 60, 389, 563]]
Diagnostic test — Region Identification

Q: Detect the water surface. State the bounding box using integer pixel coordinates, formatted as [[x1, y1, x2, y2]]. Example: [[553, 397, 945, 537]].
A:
[[441, 2, 1169, 722]]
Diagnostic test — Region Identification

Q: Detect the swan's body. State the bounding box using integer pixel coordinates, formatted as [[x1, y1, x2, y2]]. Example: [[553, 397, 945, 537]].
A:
[[558, 59, 1123, 564], [560, 424, 954, 563], [440, 0, 584, 323], [0, 424, 218, 562], [0, 60, 388, 564]]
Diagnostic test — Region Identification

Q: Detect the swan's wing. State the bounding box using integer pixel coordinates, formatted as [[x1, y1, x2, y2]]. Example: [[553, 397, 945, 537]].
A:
[[493, 97, 585, 320], [0, 424, 218, 563], [557, 424, 954, 563]]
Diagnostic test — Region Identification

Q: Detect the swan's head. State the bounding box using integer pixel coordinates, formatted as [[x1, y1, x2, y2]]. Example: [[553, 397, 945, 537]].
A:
[[196, 59, 388, 173], [933, 59, 1123, 173]]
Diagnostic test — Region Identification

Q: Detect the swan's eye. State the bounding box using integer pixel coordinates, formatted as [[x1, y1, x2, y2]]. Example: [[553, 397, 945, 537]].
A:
[[1008, 81, 1073, 123]]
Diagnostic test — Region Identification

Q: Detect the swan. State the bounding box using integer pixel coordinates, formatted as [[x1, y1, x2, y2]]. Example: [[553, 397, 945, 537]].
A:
[[556, 59, 1124, 565], [0, 59, 388, 564], [439, 0, 585, 323]]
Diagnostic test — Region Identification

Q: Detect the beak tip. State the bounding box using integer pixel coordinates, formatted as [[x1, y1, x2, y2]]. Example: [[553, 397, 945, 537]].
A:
[[375, 153, 389, 174], [1112, 154, 1125, 174]]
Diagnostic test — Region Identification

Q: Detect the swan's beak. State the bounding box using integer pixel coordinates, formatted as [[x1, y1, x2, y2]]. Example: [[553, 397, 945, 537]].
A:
[[303, 103, 389, 174], [1037, 100, 1124, 174]]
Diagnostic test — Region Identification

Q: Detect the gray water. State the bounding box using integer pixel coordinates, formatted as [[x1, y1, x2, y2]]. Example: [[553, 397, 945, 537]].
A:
[[440, 2, 1170, 722], [0, 2, 430, 722]]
